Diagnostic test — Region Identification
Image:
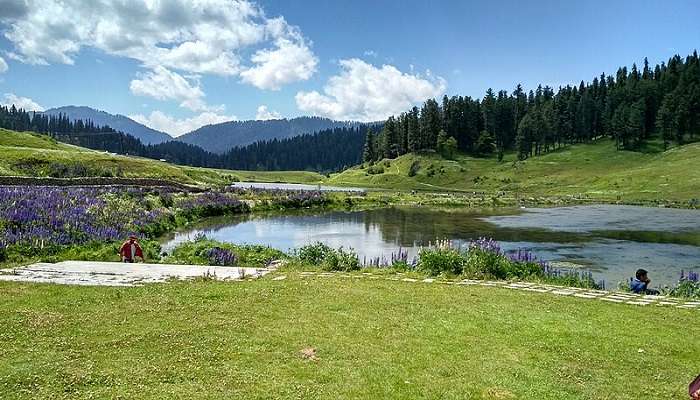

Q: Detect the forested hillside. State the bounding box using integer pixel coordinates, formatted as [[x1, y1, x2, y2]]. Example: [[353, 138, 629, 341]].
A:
[[0, 106, 367, 172], [366, 52, 700, 162], [42, 106, 172, 144], [176, 116, 362, 153]]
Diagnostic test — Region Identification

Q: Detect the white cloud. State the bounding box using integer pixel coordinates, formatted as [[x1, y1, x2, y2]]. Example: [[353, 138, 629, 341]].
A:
[[363, 50, 377, 57], [1, 93, 44, 111], [295, 59, 446, 122], [0, 0, 316, 87], [255, 105, 282, 120], [0, 56, 7, 73], [129, 66, 218, 112], [129, 110, 236, 137], [240, 37, 317, 90]]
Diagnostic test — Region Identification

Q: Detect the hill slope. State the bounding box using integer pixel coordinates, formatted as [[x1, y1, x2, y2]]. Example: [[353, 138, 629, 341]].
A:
[[329, 139, 700, 201], [43, 106, 172, 145], [176, 117, 361, 154], [0, 129, 324, 186]]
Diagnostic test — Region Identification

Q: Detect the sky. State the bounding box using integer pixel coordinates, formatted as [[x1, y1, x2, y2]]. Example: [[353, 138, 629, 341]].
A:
[[0, 0, 699, 137]]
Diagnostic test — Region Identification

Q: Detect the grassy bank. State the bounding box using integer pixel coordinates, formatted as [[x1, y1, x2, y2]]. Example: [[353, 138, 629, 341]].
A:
[[0, 129, 324, 186], [329, 139, 700, 202], [1, 274, 698, 399]]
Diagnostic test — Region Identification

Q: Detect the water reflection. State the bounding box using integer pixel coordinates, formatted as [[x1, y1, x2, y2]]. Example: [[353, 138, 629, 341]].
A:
[[161, 206, 700, 287]]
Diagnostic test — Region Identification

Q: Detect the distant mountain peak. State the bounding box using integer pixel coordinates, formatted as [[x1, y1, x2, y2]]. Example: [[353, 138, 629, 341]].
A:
[[175, 116, 364, 154], [42, 106, 172, 145]]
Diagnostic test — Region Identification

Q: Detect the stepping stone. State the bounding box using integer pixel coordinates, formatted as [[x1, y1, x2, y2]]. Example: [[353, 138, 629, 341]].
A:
[[600, 298, 624, 303], [506, 283, 532, 288], [300, 271, 316, 275], [422, 278, 435, 283], [574, 293, 598, 299], [272, 275, 287, 281], [524, 288, 551, 293], [658, 301, 679, 306], [677, 304, 700, 309], [583, 292, 607, 297], [626, 301, 650, 306], [402, 278, 417, 282], [552, 290, 575, 296]]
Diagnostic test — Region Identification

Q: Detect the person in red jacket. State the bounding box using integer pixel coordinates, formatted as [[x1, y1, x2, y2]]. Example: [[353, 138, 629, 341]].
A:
[[119, 235, 144, 263]]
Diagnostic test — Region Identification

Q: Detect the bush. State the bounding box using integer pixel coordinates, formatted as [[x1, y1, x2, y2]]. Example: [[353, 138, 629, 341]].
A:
[[165, 239, 283, 268], [297, 242, 360, 271], [408, 161, 421, 177], [367, 165, 384, 175], [298, 242, 333, 265], [668, 279, 700, 299], [418, 247, 464, 276], [321, 247, 360, 272]]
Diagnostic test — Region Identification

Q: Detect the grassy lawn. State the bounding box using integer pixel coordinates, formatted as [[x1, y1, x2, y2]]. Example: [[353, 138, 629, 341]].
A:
[[329, 139, 700, 201], [1, 273, 698, 399], [0, 129, 325, 186]]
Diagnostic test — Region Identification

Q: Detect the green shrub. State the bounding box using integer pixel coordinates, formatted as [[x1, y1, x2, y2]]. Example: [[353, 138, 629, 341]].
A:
[[464, 248, 540, 280], [418, 247, 464, 276], [297, 242, 360, 271], [408, 161, 421, 177], [668, 279, 700, 299], [367, 165, 385, 175], [165, 239, 284, 268], [321, 247, 360, 272], [298, 242, 333, 265]]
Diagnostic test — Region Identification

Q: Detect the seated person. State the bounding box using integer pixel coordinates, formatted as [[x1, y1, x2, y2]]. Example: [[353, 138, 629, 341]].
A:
[[630, 268, 660, 295]]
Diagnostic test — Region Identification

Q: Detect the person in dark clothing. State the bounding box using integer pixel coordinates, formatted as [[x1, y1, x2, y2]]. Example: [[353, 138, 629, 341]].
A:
[[630, 268, 660, 295]]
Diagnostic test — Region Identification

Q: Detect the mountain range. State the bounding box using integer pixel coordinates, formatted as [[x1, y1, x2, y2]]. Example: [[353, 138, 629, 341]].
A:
[[176, 117, 361, 153], [43, 106, 172, 145], [44, 106, 363, 153]]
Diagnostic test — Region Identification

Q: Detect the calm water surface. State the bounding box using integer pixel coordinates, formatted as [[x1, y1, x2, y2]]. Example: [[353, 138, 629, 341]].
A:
[[230, 182, 365, 192], [161, 205, 700, 287]]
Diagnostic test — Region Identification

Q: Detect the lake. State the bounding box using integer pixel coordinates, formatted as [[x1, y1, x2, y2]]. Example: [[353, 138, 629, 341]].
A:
[[160, 205, 700, 287], [230, 182, 365, 192]]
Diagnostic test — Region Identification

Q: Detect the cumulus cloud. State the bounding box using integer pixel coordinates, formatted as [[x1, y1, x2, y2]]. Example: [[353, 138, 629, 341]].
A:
[[129, 110, 236, 137], [0, 56, 7, 73], [1, 93, 44, 111], [240, 36, 318, 90], [0, 0, 317, 85], [129, 66, 221, 112], [295, 59, 446, 122], [255, 105, 282, 120]]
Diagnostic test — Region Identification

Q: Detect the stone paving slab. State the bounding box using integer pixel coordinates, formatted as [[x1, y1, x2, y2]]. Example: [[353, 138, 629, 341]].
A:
[[290, 271, 699, 311], [0, 261, 270, 287]]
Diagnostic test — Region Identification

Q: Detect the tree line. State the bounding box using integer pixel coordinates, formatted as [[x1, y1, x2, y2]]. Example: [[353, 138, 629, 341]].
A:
[[0, 105, 365, 172], [365, 51, 700, 162]]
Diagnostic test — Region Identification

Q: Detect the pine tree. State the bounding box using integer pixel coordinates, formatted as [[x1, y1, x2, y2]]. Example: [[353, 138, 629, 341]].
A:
[[363, 129, 376, 162]]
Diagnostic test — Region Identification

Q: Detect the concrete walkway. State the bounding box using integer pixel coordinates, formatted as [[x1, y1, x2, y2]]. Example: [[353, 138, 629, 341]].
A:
[[0, 261, 271, 287]]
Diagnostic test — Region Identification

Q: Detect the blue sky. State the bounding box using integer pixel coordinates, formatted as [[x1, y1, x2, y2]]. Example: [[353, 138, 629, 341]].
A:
[[0, 0, 699, 136]]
